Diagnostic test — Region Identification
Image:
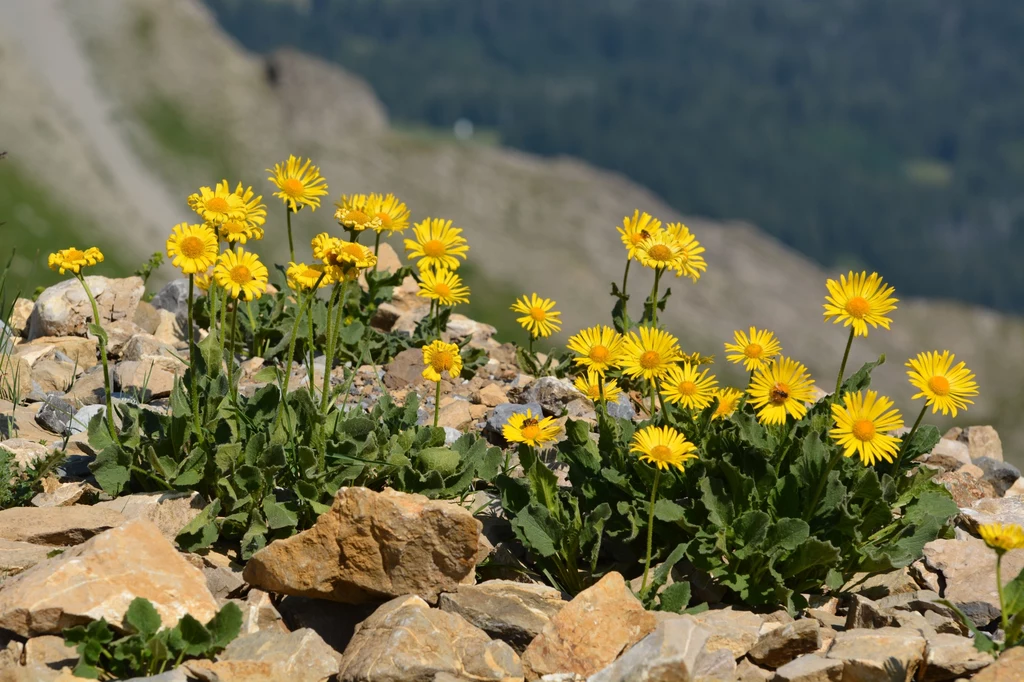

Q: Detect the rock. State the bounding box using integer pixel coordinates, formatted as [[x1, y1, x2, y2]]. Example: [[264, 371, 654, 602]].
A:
[[693, 607, 765, 658], [969, 646, 1024, 682], [934, 469, 998, 507], [187, 628, 341, 682], [122, 334, 176, 362], [93, 491, 205, 541], [336, 595, 522, 682], [63, 366, 106, 407], [973, 457, 1021, 496], [0, 438, 49, 469], [521, 572, 656, 680], [9, 298, 34, 337], [0, 505, 126, 546], [959, 425, 1004, 463], [961, 498, 1024, 538], [153, 309, 185, 345], [34, 394, 77, 435], [920, 633, 994, 681], [434, 398, 474, 429], [923, 537, 1024, 628], [150, 279, 195, 327], [845, 595, 894, 630], [475, 383, 509, 408], [68, 404, 105, 435], [1006, 478, 1024, 498], [524, 377, 583, 415], [383, 347, 432, 390], [928, 438, 972, 467], [694, 647, 738, 680], [775, 654, 844, 682], [0, 519, 219, 636], [114, 358, 179, 400], [243, 487, 481, 604], [276, 596, 377, 653], [0, 539, 58, 579], [29, 360, 77, 395], [369, 302, 401, 332], [24, 635, 78, 671], [236, 589, 286, 635], [28, 276, 145, 340], [447, 314, 498, 345], [0, 354, 30, 402], [132, 301, 161, 335], [825, 627, 926, 682], [17, 336, 99, 371], [845, 568, 919, 600], [484, 402, 545, 445], [438, 580, 566, 653], [735, 659, 776, 682], [749, 618, 821, 669], [606, 392, 637, 421]]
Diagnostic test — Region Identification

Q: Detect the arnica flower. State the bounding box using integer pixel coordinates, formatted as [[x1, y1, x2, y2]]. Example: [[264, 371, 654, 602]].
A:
[[48, 247, 104, 275], [661, 363, 719, 410], [906, 350, 979, 417], [188, 183, 245, 225], [712, 388, 743, 420], [617, 210, 663, 259], [195, 269, 214, 293], [748, 356, 816, 425], [418, 268, 470, 306], [636, 230, 687, 272], [830, 390, 904, 466], [368, 193, 411, 234], [512, 294, 562, 338], [405, 218, 469, 271], [823, 271, 898, 337], [620, 327, 683, 381], [724, 327, 782, 372], [215, 248, 269, 301], [978, 523, 1024, 553], [631, 425, 698, 473], [334, 194, 383, 232], [166, 224, 219, 275], [286, 262, 331, 291], [566, 325, 624, 375], [217, 181, 267, 243], [504, 409, 560, 448], [267, 155, 329, 212], [323, 240, 378, 280], [664, 223, 708, 282], [574, 371, 623, 404], [230, 181, 267, 227], [311, 232, 337, 261], [422, 340, 463, 382]]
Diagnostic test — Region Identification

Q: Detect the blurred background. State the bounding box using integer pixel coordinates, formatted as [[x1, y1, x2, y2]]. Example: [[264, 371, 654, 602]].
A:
[[1, 0, 1022, 456]]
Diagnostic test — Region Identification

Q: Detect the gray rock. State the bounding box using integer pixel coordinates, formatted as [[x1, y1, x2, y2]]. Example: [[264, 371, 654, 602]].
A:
[[920, 633, 994, 681], [443, 426, 462, 445], [749, 618, 821, 669], [524, 376, 584, 415], [70, 403, 105, 434], [150, 279, 193, 321], [28, 276, 145, 340], [438, 580, 566, 653], [0, 319, 14, 356], [973, 456, 1021, 496], [588, 615, 710, 682], [606, 392, 636, 420], [188, 628, 341, 682], [35, 394, 77, 435], [845, 594, 895, 630], [774, 654, 844, 682], [693, 647, 737, 680], [123, 669, 191, 682], [484, 401, 544, 445], [826, 627, 927, 682]]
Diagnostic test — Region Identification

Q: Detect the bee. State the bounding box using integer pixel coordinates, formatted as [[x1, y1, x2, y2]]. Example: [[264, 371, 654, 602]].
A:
[[522, 418, 539, 428], [770, 386, 789, 403]]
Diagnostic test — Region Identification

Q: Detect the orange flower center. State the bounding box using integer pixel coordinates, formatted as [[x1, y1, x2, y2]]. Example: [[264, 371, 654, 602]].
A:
[[206, 196, 229, 212], [343, 209, 369, 225], [529, 307, 547, 321], [431, 350, 455, 373], [64, 248, 85, 261], [342, 243, 365, 259], [639, 351, 662, 369], [769, 382, 791, 405], [648, 244, 673, 262], [282, 178, 305, 197], [845, 296, 871, 319], [928, 375, 951, 396], [221, 221, 245, 235], [852, 419, 876, 441], [423, 239, 446, 258], [589, 345, 610, 362], [677, 381, 697, 396], [434, 282, 452, 297], [744, 343, 763, 359], [230, 265, 253, 285], [521, 422, 541, 441], [377, 212, 392, 228], [650, 445, 673, 461], [180, 236, 206, 259]]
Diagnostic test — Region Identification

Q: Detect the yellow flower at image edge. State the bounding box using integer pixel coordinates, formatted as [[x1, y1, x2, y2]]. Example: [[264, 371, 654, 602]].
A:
[[48, 247, 104, 275], [906, 350, 979, 417], [512, 293, 561, 338], [747, 356, 816, 425], [620, 327, 683, 381], [830, 390, 904, 466], [574, 372, 623, 403], [978, 523, 1024, 553], [215, 249, 269, 301], [724, 327, 782, 372], [166, 223, 219, 274], [504, 409, 560, 448], [823, 271, 898, 337], [286, 263, 331, 291], [566, 325, 624, 375], [267, 155, 329, 212], [631, 425, 698, 473], [660, 363, 718, 410], [422, 340, 463, 382]]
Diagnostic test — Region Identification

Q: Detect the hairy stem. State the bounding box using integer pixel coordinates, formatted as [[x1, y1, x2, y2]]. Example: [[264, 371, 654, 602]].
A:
[[834, 327, 855, 399], [78, 273, 118, 442], [640, 468, 662, 596]]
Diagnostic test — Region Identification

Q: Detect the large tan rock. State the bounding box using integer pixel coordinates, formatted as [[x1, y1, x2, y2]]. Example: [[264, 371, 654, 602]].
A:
[[826, 627, 926, 682], [186, 628, 341, 682], [28, 276, 145, 340], [16, 336, 98, 370], [774, 654, 844, 682], [589, 615, 710, 682], [438, 580, 566, 653], [923, 538, 1024, 627], [0, 505, 126, 546], [0, 539, 56, 580], [969, 646, 1024, 682], [521, 572, 656, 680], [692, 607, 765, 658], [337, 594, 522, 682], [748, 618, 821, 669], [243, 487, 482, 604], [920, 633, 994, 681], [0, 519, 219, 636], [93, 491, 205, 541]]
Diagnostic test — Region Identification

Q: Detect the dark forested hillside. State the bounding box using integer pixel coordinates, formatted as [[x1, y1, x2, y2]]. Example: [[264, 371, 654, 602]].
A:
[[206, 0, 1024, 312]]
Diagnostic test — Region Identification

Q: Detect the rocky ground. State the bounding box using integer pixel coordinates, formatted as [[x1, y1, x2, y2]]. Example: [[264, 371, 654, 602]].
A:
[[1, 259, 1024, 681]]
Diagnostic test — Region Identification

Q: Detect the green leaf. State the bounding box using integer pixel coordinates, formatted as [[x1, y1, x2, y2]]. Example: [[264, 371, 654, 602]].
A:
[[263, 496, 299, 531], [89, 446, 131, 497], [781, 537, 841, 577], [206, 602, 243, 651], [252, 366, 280, 384], [733, 511, 771, 550], [840, 355, 885, 394], [765, 518, 810, 552], [510, 504, 559, 558], [88, 323, 109, 347], [901, 425, 942, 464], [521, 445, 564, 523], [653, 498, 686, 523], [657, 582, 692, 613], [733, 410, 768, 450], [341, 415, 376, 438], [176, 615, 213, 656], [124, 597, 162, 638], [175, 499, 222, 552]]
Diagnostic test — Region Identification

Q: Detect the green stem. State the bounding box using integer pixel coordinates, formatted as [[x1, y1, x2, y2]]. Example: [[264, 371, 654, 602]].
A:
[[998, 553, 1010, 634], [185, 275, 202, 442], [433, 379, 442, 428], [650, 268, 663, 327], [890, 403, 927, 477], [834, 327, 855, 399], [372, 231, 381, 274], [621, 257, 632, 300], [77, 274, 118, 443], [804, 450, 843, 521], [218, 283, 228, 361], [649, 379, 658, 419], [529, 335, 535, 356], [640, 468, 662, 596], [246, 301, 258, 357], [320, 284, 341, 416], [274, 274, 327, 433], [307, 305, 316, 398], [286, 207, 295, 264], [598, 374, 608, 424], [227, 303, 239, 401]]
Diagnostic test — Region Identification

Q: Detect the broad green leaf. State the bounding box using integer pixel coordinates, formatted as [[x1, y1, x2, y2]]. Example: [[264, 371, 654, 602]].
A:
[[510, 504, 559, 558], [89, 446, 131, 497], [176, 615, 213, 656], [733, 411, 768, 450], [263, 496, 299, 531], [840, 355, 885, 394], [781, 537, 840, 577], [88, 323, 109, 347], [653, 499, 686, 523], [733, 511, 771, 550], [657, 582, 692, 613], [175, 499, 222, 552], [765, 518, 810, 552], [206, 602, 243, 650], [124, 597, 162, 638], [521, 445, 564, 523]]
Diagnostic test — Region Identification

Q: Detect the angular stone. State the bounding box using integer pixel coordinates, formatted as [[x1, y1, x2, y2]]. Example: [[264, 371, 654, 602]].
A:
[[8, 298, 34, 337], [695, 647, 738, 680], [0, 438, 49, 469], [845, 595, 894, 630], [749, 618, 821, 669], [438, 580, 566, 653], [934, 469, 997, 507], [447, 314, 497, 345], [35, 394, 77, 435], [524, 377, 584, 415], [961, 426, 1003, 463], [28, 276, 145, 340], [521, 572, 656, 680], [0, 505, 126, 546], [923, 538, 1024, 627], [435, 398, 475, 429], [693, 607, 765, 658], [93, 491, 205, 542], [0, 354, 31, 402], [0, 519, 219, 636], [973, 457, 1021, 497], [243, 487, 481, 604], [17, 337, 99, 371], [383, 347, 433, 390], [114, 357, 179, 400], [845, 568, 919, 601], [969, 646, 1024, 682], [29, 360, 78, 396], [337, 595, 522, 682], [775, 654, 844, 682], [826, 627, 926, 682], [588, 615, 709, 682], [920, 633, 994, 681], [0, 539, 57, 580], [928, 438, 971, 467], [132, 301, 161, 335], [276, 595, 377, 653], [187, 628, 341, 682], [121, 334, 176, 362], [24, 635, 77, 671], [235, 589, 286, 636], [62, 366, 106, 407]]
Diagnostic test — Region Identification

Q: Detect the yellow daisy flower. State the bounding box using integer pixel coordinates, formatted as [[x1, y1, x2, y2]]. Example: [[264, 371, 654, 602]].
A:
[[636, 230, 687, 271], [712, 388, 743, 420], [48, 246, 104, 275], [404, 218, 469, 271], [311, 232, 338, 261], [830, 390, 904, 466], [978, 523, 1024, 553], [511, 294, 562, 339], [748, 356, 816, 425], [267, 155, 329, 212], [418, 268, 470, 306], [663, 223, 707, 282], [631, 425, 698, 473], [504, 409, 560, 448], [368, 192, 411, 234], [334, 194, 383, 232], [218, 219, 263, 244], [195, 269, 214, 293], [286, 262, 331, 291], [661, 363, 719, 410], [906, 350, 979, 417], [187, 183, 245, 225], [617, 210, 663, 259], [322, 240, 378, 281], [574, 371, 623, 404], [214, 248, 269, 301], [230, 181, 267, 228], [823, 271, 898, 337], [422, 340, 463, 382], [566, 325, 624, 375], [724, 327, 782, 372], [166, 223, 219, 275], [620, 327, 683, 381]]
